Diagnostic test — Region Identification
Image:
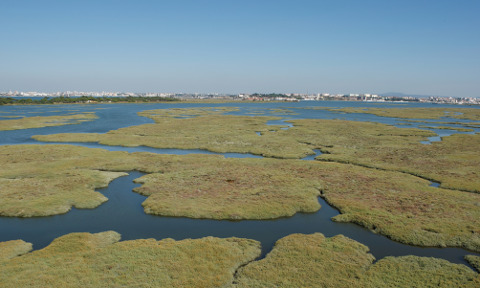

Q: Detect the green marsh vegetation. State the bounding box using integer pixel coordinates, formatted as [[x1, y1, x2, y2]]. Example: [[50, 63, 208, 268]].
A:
[[281, 119, 480, 192], [1, 145, 480, 251], [0, 144, 320, 220], [19, 106, 480, 248], [363, 255, 480, 287], [132, 157, 322, 219], [233, 233, 375, 287], [323, 107, 480, 121], [0, 144, 129, 217], [3, 103, 480, 285], [2, 232, 477, 287], [0, 231, 260, 288], [466, 255, 480, 272], [0, 240, 32, 262], [417, 125, 474, 132], [382, 119, 480, 129], [134, 155, 480, 252], [33, 107, 314, 158], [0, 113, 97, 130], [233, 233, 480, 288], [0, 96, 178, 105], [138, 106, 240, 118], [32, 107, 480, 191]]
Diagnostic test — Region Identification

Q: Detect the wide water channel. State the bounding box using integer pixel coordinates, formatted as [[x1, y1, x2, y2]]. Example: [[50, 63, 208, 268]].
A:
[[1, 101, 479, 268]]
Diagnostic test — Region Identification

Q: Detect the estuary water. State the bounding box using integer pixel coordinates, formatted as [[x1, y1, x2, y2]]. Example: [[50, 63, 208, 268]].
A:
[[1, 101, 479, 267]]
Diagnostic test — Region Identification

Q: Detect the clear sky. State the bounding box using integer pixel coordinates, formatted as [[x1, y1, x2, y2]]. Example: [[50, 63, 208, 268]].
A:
[[1, 0, 479, 97]]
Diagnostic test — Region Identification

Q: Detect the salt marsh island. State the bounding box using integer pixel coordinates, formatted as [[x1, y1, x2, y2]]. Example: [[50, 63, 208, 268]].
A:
[[1, 102, 480, 286]]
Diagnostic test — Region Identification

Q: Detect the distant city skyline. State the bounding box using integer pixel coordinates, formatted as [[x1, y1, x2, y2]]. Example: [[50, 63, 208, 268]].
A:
[[0, 89, 470, 99], [1, 0, 479, 97]]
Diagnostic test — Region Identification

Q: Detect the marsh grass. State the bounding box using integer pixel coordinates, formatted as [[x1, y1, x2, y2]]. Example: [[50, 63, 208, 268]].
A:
[[133, 157, 323, 219], [324, 107, 480, 121], [233, 233, 480, 287], [34, 108, 313, 158], [5, 232, 477, 287], [1, 144, 480, 250], [32, 108, 480, 192], [466, 255, 480, 272], [417, 125, 474, 132], [0, 240, 32, 261], [131, 153, 480, 251], [233, 233, 374, 287], [282, 119, 480, 192], [0, 231, 261, 288], [138, 107, 240, 119], [0, 113, 97, 130], [363, 255, 480, 287]]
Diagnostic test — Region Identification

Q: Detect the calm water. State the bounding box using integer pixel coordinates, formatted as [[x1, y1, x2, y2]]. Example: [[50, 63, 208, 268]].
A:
[[1, 101, 479, 267]]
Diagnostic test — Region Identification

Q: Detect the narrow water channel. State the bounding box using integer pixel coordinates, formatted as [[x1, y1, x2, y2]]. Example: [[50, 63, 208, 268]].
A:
[[0, 171, 477, 268]]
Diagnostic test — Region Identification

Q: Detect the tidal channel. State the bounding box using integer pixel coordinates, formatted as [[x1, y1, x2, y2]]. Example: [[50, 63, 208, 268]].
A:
[[1, 170, 478, 268]]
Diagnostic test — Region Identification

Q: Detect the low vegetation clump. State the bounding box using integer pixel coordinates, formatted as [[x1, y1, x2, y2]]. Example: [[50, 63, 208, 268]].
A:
[[0, 231, 261, 288], [465, 122, 480, 128], [0, 95, 178, 105], [400, 120, 480, 129], [417, 125, 474, 132], [282, 119, 480, 192], [0, 112, 97, 130], [233, 233, 480, 288], [0, 240, 32, 261], [362, 255, 480, 287], [320, 167, 480, 251], [466, 255, 480, 272], [33, 108, 313, 158], [131, 153, 480, 251], [0, 144, 320, 219], [32, 107, 480, 192], [137, 106, 240, 118], [0, 169, 127, 217], [233, 233, 374, 287], [0, 144, 129, 217], [1, 145, 479, 251], [133, 157, 323, 219]]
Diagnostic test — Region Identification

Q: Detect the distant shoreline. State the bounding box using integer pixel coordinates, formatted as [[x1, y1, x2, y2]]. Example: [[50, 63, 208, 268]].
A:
[[1, 96, 479, 106]]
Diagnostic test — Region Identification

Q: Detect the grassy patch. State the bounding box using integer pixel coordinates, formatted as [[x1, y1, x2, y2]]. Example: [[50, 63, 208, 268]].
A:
[[0, 113, 97, 130], [233, 233, 480, 288], [417, 125, 474, 132], [0, 240, 32, 262], [1, 144, 479, 251], [0, 231, 260, 288], [324, 107, 480, 120], [132, 153, 480, 251], [466, 255, 480, 272], [32, 108, 480, 192], [282, 119, 480, 192], [133, 157, 322, 220], [363, 255, 480, 287], [0, 145, 129, 217], [33, 108, 313, 158], [138, 107, 240, 118], [465, 122, 480, 128], [233, 233, 374, 287], [321, 169, 480, 251]]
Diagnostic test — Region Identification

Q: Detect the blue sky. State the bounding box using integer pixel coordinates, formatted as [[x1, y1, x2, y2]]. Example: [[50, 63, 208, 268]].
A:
[[1, 0, 479, 97]]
